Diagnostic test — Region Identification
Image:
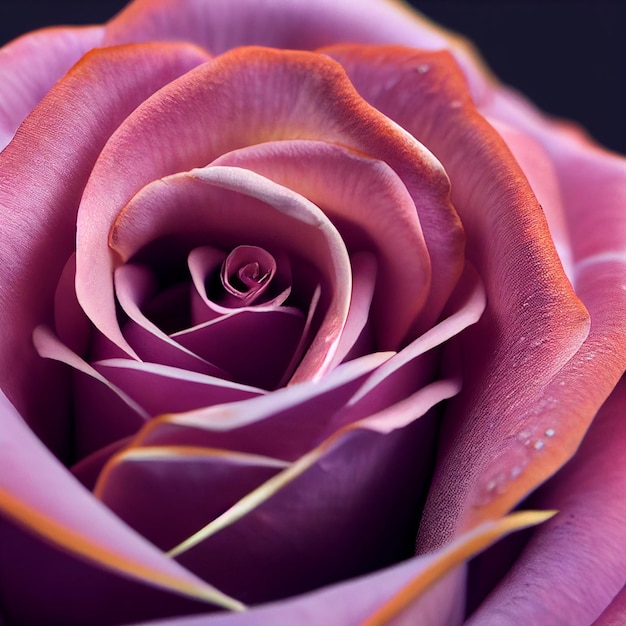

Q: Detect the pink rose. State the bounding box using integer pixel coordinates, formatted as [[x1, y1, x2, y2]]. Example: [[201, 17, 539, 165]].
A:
[[1, 2, 625, 625]]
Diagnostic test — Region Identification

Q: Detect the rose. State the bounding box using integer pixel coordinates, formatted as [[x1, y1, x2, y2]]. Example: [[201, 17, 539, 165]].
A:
[[1, 2, 625, 625]]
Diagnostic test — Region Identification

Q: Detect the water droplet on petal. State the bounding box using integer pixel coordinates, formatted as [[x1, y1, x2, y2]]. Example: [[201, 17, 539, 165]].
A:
[[545, 428, 556, 437]]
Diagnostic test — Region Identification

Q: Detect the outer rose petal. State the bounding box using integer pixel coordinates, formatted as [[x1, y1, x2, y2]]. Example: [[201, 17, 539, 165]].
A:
[[75, 46, 461, 370], [0, 26, 104, 150], [121, 513, 554, 626], [322, 45, 600, 543], [466, 378, 626, 625], [0, 42, 210, 457], [592, 586, 626, 626], [104, 0, 474, 66], [0, 391, 244, 626]]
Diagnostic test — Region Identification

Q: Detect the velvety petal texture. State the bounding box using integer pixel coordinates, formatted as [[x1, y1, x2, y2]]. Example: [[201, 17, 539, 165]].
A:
[[466, 378, 626, 625], [0, 26, 105, 150], [1, 0, 625, 625]]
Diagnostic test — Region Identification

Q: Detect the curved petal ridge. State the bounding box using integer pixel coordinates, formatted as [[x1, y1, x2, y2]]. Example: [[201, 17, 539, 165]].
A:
[[0, 26, 104, 150], [0, 41, 209, 454], [166, 376, 460, 559], [0, 391, 244, 614], [212, 140, 432, 348], [321, 45, 595, 544]]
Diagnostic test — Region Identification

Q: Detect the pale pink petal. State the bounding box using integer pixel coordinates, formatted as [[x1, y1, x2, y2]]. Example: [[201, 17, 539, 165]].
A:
[[0, 391, 244, 625], [467, 378, 626, 625], [0, 42, 209, 456], [0, 26, 104, 149]]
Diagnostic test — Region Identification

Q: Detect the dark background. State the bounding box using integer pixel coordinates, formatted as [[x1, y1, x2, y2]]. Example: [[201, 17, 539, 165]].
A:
[[1, 1, 624, 155]]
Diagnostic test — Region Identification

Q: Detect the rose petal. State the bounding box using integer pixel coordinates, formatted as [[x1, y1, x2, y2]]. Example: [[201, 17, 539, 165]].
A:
[[121, 267, 482, 464], [95, 447, 289, 552], [592, 585, 626, 626], [0, 391, 244, 625], [159, 377, 461, 603], [321, 45, 603, 544], [121, 351, 395, 462], [93, 360, 262, 415], [188, 246, 292, 323], [466, 378, 626, 625], [212, 140, 431, 349], [172, 309, 305, 390], [104, 0, 473, 66], [33, 325, 149, 458], [123, 513, 554, 626], [0, 41, 209, 456], [74, 47, 457, 381], [486, 119, 575, 281], [115, 263, 234, 377], [107, 164, 353, 383], [0, 26, 104, 149]]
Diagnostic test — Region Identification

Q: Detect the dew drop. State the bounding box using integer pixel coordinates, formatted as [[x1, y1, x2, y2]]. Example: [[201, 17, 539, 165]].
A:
[[416, 64, 430, 74], [545, 428, 556, 438], [533, 440, 544, 451], [474, 446, 531, 507]]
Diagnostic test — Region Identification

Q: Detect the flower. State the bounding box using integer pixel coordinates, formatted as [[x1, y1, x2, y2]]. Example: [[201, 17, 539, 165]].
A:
[[1, 1, 625, 625]]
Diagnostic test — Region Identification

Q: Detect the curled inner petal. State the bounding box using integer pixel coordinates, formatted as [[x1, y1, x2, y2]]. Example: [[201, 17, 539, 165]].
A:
[[219, 245, 276, 306]]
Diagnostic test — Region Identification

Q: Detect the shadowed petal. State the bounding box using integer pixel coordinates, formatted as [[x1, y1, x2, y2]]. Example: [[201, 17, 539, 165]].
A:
[[74, 47, 456, 379], [107, 164, 353, 383], [322, 45, 598, 543], [0, 41, 209, 457], [466, 379, 626, 625], [212, 140, 431, 349], [0, 391, 244, 625], [95, 446, 288, 551], [93, 360, 262, 415], [124, 352, 394, 462], [158, 377, 460, 603], [123, 512, 553, 626]]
